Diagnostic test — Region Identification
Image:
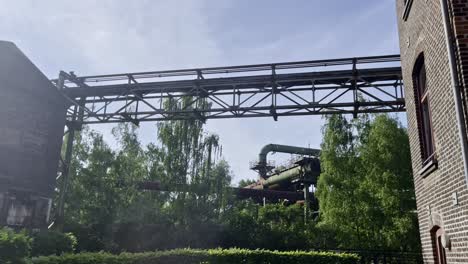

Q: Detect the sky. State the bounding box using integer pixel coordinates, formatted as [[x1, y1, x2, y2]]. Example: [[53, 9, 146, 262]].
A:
[[0, 0, 402, 184]]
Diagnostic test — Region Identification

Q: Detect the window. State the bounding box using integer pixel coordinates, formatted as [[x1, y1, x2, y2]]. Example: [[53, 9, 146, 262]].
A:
[[431, 227, 447, 264], [402, 0, 413, 21], [413, 55, 435, 165]]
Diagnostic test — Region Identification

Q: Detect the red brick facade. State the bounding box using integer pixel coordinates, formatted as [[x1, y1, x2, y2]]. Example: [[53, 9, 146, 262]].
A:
[[396, 0, 468, 263]]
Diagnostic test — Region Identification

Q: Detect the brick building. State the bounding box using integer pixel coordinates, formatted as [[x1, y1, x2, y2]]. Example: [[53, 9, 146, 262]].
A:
[[396, 0, 468, 263], [0, 41, 66, 228]]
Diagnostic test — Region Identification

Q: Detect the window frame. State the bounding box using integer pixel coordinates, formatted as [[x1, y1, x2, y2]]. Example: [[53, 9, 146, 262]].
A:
[[413, 54, 436, 167], [402, 0, 414, 21]]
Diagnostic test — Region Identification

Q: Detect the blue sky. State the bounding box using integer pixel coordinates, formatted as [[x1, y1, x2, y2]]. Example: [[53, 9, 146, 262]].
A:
[[0, 0, 402, 183]]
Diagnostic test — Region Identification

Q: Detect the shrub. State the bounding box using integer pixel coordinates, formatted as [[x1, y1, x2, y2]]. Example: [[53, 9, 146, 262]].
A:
[[0, 227, 32, 264], [31, 230, 77, 256], [64, 223, 106, 252], [32, 248, 359, 264]]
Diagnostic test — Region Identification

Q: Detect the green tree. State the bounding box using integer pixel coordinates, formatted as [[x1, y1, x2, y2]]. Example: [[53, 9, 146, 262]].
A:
[[316, 114, 367, 248], [111, 123, 150, 223], [63, 127, 116, 251], [359, 115, 420, 251], [63, 95, 234, 251], [316, 114, 420, 251]]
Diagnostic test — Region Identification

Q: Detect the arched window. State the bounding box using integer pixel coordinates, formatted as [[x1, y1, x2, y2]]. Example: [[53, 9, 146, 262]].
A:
[[431, 226, 447, 264], [413, 54, 435, 164]]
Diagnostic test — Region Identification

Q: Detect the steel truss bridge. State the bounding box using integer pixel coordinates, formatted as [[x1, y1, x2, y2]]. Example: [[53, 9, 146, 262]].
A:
[[54, 54, 404, 126], [53, 54, 405, 228]]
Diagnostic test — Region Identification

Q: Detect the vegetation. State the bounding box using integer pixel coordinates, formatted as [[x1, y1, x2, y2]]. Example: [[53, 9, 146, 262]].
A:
[[30, 111, 419, 258], [31, 248, 359, 264], [317, 114, 420, 251], [1, 110, 422, 262], [30, 231, 77, 257], [237, 179, 257, 188], [0, 228, 77, 262], [0, 228, 31, 264], [61, 98, 233, 252]]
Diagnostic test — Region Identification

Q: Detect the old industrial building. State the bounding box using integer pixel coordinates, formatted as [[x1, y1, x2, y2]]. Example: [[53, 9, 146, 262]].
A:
[[0, 42, 66, 228], [396, 0, 468, 263]]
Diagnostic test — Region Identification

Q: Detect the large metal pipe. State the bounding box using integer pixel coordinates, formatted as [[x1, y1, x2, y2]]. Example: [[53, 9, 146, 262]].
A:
[[137, 181, 304, 202], [234, 187, 304, 202], [257, 144, 320, 177], [258, 144, 320, 165], [440, 0, 468, 187], [253, 157, 321, 190], [262, 166, 303, 188]]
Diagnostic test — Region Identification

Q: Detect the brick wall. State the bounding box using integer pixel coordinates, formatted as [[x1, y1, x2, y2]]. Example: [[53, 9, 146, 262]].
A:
[[0, 41, 67, 228], [451, 0, 468, 131], [396, 0, 468, 263]]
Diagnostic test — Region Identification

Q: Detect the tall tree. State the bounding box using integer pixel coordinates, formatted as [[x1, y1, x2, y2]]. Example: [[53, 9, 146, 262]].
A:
[[64, 128, 118, 250], [316, 114, 420, 251], [359, 115, 419, 251], [316, 114, 369, 248], [63, 93, 235, 251]]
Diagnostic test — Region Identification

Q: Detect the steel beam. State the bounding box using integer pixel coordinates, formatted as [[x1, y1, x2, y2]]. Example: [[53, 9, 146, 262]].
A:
[[53, 55, 405, 124]]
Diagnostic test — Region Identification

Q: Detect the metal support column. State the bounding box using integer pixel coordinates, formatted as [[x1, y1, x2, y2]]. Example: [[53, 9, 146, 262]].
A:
[[303, 183, 310, 223], [54, 71, 81, 230]]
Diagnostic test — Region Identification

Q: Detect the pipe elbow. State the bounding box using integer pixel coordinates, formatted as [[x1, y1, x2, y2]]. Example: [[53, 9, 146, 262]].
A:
[[259, 144, 275, 164]]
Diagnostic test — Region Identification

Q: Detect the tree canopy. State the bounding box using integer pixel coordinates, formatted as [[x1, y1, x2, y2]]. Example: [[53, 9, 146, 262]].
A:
[[60, 112, 420, 252], [316, 114, 420, 251]]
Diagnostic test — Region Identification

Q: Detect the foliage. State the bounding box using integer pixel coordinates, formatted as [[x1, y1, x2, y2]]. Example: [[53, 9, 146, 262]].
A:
[[237, 179, 257, 188], [31, 231, 77, 257], [316, 114, 420, 251], [220, 201, 316, 250], [61, 99, 420, 253], [0, 228, 31, 264], [64, 96, 232, 252], [31, 248, 359, 264]]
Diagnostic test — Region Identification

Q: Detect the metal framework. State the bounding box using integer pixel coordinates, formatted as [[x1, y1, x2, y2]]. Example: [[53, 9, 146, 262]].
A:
[[54, 54, 404, 126], [52, 55, 405, 229]]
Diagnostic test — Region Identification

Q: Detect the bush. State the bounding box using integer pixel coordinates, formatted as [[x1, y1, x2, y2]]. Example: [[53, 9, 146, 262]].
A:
[[64, 223, 106, 252], [206, 248, 359, 264], [31, 230, 77, 256], [32, 248, 359, 264], [0, 227, 32, 264]]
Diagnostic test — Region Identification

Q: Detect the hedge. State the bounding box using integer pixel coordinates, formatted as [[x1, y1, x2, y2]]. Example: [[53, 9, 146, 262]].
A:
[[0, 228, 31, 264], [0, 227, 79, 263], [32, 248, 359, 264], [31, 230, 77, 257]]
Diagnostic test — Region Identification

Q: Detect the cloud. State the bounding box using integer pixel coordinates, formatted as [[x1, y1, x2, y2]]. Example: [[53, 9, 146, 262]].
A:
[[0, 0, 223, 75], [0, 0, 228, 175]]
